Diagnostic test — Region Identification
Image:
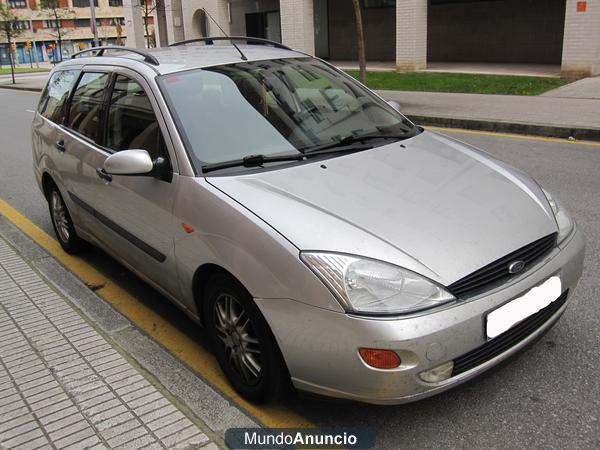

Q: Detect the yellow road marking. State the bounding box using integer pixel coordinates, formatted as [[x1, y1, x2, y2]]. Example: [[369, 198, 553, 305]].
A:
[[428, 126, 600, 147], [0, 198, 312, 428]]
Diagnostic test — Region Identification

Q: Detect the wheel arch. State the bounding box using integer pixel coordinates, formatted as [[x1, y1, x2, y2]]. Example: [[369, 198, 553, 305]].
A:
[[192, 263, 248, 327], [41, 171, 56, 201]]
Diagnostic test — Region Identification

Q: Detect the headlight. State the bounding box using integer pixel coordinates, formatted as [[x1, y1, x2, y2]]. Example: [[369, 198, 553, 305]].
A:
[[300, 253, 455, 315], [542, 188, 574, 244]]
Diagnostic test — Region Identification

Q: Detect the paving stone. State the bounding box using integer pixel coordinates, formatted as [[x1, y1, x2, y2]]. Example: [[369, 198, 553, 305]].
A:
[[45, 412, 88, 434], [53, 426, 96, 449], [12, 434, 50, 450], [132, 397, 171, 417], [161, 425, 209, 449], [146, 410, 186, 432], [154, 417, 197, 439], [106, 426, 147, 448], [0, 404, 29, 424], [38, 405, 79, 426], [34, 398, 74, 420], [0, 236, 216, 449], [0, 412, 36, 434], [95, 410, 135, 431], [83, 397, 123, 418], [0, 427, 45, 448], [115, 433, 156, 450], [61, 434, 101, 450]]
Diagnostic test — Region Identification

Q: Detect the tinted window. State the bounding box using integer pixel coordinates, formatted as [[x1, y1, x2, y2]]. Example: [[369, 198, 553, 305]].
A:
[[106, 75, 166, 160], [67, 72, 109, 143], [38, 70, 78, 123]]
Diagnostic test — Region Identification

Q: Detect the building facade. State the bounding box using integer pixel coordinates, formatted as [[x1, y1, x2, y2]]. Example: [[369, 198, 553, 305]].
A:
[[0, 0, 154, 65], [136, 0, 600, 77]]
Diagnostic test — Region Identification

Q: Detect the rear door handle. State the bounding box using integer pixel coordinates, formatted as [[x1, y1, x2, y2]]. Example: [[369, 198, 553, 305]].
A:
[[55, 139, 66, 152], [96, 168, 113, 182]]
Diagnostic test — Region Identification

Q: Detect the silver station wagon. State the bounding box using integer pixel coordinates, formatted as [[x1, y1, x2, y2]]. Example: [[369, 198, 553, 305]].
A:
[[32, 38, 584, 404]]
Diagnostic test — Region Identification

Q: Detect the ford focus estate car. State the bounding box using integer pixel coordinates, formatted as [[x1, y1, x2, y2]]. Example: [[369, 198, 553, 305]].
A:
[[32, 38, 584, 404]]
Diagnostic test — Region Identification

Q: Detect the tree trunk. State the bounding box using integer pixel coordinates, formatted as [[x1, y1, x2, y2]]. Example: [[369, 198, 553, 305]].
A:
[[352, 0, 367, 85], [54, 10, 63, 62]]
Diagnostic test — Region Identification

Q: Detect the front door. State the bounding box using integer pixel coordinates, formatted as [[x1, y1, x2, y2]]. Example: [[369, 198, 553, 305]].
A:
[[90, 71, 182, 301]]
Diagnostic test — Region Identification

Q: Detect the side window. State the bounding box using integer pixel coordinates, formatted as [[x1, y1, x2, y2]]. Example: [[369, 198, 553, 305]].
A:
[[38, 70, 78, 123], [106, 75, 167, 161], [67, 72, 109, 143]]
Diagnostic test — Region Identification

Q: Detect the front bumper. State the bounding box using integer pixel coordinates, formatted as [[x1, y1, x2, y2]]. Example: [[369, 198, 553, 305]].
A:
[[256, 228, 585, 405]]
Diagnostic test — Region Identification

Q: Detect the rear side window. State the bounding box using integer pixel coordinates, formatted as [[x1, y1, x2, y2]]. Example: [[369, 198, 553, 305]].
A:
[[67, 72, 109, 143], [38, 70, 78, 123], [106, 75, 167, 160]]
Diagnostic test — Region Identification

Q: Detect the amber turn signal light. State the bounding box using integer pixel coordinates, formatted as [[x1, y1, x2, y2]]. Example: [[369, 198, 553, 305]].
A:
[[358, 348, 401, 369]]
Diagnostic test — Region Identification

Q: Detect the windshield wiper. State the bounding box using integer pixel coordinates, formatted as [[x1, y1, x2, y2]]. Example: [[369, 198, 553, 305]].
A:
[[201, 153, 305, 173], [300, 133, 409, 154], [201, 139, 396, 173]]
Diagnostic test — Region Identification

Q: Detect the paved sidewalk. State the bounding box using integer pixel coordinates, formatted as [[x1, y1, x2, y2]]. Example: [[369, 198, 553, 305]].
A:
[[0, 236, 215, 449], [0, 72, 48, 91], [541, 76, 600, 99], [380, 89, 600, 140]]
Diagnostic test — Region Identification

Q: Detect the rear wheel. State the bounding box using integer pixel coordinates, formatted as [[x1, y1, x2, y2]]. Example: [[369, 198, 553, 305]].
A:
[[205, 273, 289, 403], [47, 184, 87, 254]]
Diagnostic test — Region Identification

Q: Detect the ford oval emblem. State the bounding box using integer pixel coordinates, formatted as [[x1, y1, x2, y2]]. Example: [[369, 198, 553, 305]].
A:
[[508, 260, 526, 274]]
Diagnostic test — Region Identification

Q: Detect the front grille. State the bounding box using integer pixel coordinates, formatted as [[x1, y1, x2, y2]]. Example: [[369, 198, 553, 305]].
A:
[[452, 290, 568, 376], [448, 233, 557, 298]]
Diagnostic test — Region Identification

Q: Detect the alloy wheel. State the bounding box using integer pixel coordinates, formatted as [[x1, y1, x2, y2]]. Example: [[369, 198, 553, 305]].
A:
[[213, 293, 262, 385], [51, 190, 70, 243]]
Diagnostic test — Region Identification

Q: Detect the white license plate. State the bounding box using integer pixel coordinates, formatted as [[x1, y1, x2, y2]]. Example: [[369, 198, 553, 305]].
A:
[[486, 276, 562, 339]]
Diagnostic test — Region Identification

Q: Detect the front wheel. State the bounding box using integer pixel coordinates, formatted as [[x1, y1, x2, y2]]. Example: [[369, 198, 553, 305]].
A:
[[48, 184, 87, 254], [205, 273, 289, 403]]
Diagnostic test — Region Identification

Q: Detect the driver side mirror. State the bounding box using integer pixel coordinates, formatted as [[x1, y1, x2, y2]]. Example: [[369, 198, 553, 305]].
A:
[[103, 149, 154, 176], [386, 100, 402, 113]]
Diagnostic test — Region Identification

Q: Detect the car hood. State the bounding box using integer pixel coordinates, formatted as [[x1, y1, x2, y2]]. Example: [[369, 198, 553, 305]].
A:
[[207, 131, 557, 286]]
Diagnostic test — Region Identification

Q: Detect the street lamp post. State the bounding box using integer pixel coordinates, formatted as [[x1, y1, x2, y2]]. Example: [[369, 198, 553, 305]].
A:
[[28, 18, 39, 68], [89, 0, 99, 47]]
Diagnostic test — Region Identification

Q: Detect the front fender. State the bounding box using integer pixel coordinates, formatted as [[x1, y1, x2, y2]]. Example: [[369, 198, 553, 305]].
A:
[[172, 176, 343, 319]]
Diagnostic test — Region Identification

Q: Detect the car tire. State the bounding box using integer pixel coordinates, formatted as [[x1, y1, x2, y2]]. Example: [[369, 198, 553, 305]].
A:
[[205, 273, 290, 403], [47, 183, 88, 254]]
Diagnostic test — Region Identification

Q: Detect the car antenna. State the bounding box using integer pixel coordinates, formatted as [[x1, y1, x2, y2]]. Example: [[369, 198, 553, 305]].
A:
[[202, 8, 248, 61]]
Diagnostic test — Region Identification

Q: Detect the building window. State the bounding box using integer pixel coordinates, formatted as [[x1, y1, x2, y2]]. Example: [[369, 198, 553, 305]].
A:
[[8, 0, 28, 8], [109, 0, 123, 6], [109, 17, 125, 26], [75, 18, 91, 28], [361, 0, 395, 8], [73, 0, 98, 7], [13, 20, 31, 30], [43, 20, 61, 29]]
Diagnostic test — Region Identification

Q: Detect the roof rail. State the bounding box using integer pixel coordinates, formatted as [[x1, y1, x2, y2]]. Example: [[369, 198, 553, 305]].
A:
[[71, 46, 160, 66], [169, 36, 292, 51]]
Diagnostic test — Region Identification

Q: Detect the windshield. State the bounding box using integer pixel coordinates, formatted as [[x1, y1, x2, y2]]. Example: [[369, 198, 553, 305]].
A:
[[159, 57, 418, 173]]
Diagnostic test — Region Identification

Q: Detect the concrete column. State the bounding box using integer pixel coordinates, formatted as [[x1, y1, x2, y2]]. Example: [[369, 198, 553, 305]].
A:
[[164, 0, 185, 44], [395, 0, 427, 72], [280, 0, 315, 55], [153, 1, 169, 47], [123, 0, 145, 49], [561, 0, 600, 77]]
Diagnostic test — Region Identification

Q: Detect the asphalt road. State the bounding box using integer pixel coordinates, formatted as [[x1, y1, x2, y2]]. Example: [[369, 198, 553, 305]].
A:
[[1, 89, 598, 448]]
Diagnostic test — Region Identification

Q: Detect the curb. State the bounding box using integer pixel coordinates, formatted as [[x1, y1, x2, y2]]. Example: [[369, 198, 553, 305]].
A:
[[406, 114, 600, 142], [0, 84, 43, 93], [0, 84, 598, 142]]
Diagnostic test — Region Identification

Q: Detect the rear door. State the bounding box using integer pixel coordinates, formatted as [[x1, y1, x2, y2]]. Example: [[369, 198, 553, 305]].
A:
[[52, 69, 111, 232], [88, 69, 182, 301]]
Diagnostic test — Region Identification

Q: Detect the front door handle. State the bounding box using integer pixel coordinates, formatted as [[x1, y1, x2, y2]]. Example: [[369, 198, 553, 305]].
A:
[[96, 168, 113, 182], [55, 139, 66, 152]]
